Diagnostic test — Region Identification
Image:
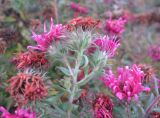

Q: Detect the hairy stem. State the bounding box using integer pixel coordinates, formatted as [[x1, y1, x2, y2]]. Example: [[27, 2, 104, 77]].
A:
[[126, 103, 131, 118], [67, 51, 83, 118], [137, 103, 145, 116], [153, 75, 159, 96]]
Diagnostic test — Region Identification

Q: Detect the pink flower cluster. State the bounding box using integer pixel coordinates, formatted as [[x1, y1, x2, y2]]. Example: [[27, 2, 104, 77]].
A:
[[148, 45, 160, 61], [0, 106, 36, 118], [28, 18, 65, 51], [93, 36, 120, 58], [70, 2, 89, 14], [105, 18, 126, 35], [100, 64, 150, 102]]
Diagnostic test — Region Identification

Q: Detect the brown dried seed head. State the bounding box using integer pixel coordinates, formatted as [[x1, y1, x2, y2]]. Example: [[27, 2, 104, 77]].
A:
[[0, 28, 19, 44], [0, 39, 7, 54]]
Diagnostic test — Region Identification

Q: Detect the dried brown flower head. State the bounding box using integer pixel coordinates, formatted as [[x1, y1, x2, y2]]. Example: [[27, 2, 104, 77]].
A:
[[12, 50, 48, 70], [93, 94, 113, 118], [149, 111, 160, 118], [134, 7, 160, 25], [6, 72, 48, 105], [0, 39, 7, 54], [139, 64, 155, 83], [66, 17, 100, 31], [30, 19, 42, 31], [0, 28, 19, 44], [42, 5, 57, 21]]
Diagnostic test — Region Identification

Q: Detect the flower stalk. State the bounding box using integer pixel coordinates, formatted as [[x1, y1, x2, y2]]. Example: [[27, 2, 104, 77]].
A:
[[126, 103, 131, 118], [153, 75, 159, 96], [67, 51, 84, 118]]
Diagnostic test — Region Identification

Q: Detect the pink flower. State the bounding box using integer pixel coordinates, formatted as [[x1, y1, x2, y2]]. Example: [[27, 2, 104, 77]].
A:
[[0, 106, 36, 118], [92, 36, 120, 58], [105, 18, 126, 35], [28, 18, 65, 51], [148, 45, 160, 61], [100, 64, 150, 102], [70, 2, 89, 14]]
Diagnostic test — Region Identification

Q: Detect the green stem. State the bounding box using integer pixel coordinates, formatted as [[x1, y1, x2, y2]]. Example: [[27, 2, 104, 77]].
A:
[[153, 75, 159, 96], [67, 83, 76, 118], [126, 103, 131, 118], [67, 52, 83, 118], [137, 103, 145, 115]]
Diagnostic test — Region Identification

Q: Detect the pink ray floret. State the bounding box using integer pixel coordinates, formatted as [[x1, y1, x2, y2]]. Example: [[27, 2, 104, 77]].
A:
[[105, 18, 126, 35], [28, 18, 65, 51], [94, 36, 120, 58], [100, 64, 150, 102], [0, 106, 36, 118]]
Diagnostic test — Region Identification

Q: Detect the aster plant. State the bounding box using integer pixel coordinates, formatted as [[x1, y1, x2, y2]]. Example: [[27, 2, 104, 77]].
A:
[[0, 16, 159, 118], [45, 16, 119, 118]]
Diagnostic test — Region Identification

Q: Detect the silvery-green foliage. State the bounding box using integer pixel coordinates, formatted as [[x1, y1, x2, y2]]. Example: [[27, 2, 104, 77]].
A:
[[64, 28, 96, 51]]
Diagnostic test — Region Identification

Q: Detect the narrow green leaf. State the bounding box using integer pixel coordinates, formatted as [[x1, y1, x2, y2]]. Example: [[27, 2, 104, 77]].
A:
[[56, 67, 71, 76], [146, 93, 155, 109]]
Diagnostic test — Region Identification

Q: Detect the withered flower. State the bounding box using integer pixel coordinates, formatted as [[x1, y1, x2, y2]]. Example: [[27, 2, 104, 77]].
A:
[[139, 64, 155, 83], [93, 94, 113, 118], [0, 40, 7, 54], [12, 50, 48, 70], [149, 111, 160, 118], [0, 28, 19, 44], [30, 19, 42, 31], [66, 17, 100, 31], [42, 5, 57, 21], [6, 72, 48, 105]]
